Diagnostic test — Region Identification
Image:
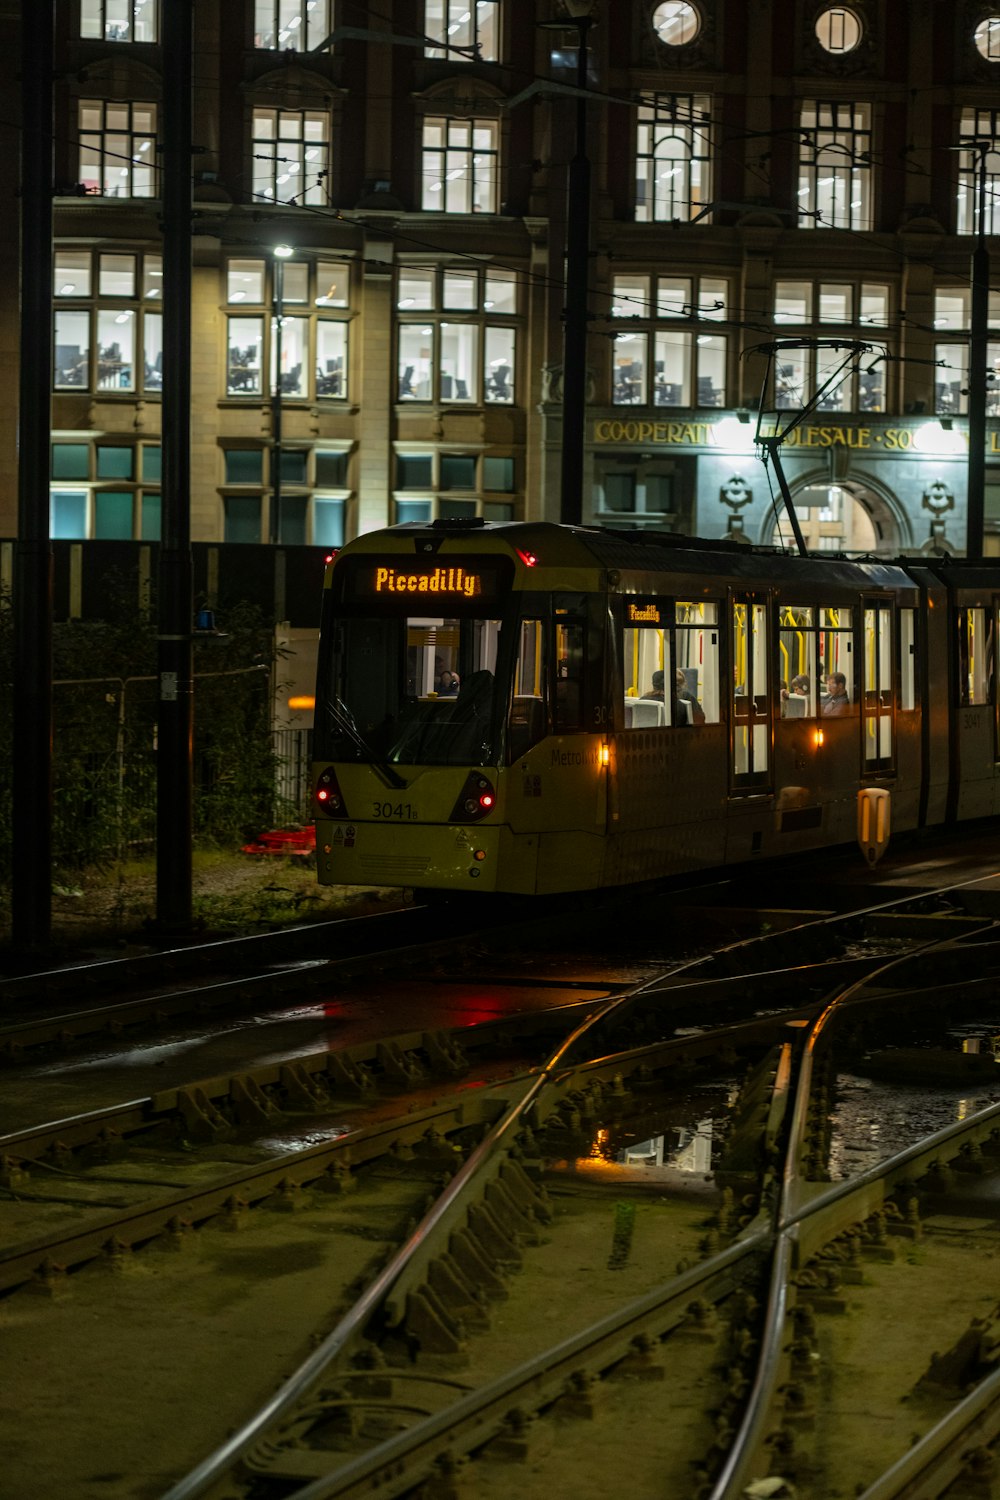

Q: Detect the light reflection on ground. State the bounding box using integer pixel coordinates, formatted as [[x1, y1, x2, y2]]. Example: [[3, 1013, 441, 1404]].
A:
[[828, 1073, 1000, 1180]]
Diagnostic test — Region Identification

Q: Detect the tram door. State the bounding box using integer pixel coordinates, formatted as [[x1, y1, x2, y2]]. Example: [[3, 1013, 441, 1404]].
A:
[[862, 601, 894, 771], [730, 593, 772, 791]]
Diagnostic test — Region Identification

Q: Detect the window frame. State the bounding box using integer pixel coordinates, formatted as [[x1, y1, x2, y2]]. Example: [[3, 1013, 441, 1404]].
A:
[[421, 114, 500, 214], [635, 93, 712, 224], [610, 271, 729, 408], [251, 107, 331, 208], [796, 100, 872, 231], [53, 248, 163, 394], [80, 0, 159, 43], [224, 256, 353, 403], [424, 0, 500, 61], [396, 263, 518, 405], [49, 439, 162, 540], [78, 99, 158, 199], [253, 0, 331, 50]]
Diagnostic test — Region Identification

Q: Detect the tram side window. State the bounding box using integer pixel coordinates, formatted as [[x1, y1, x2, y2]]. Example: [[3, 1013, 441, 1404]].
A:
[[778, 606, 818, 716], [555, 618, 585, 731], [819, 606, 855, 711], [623, 618, 670, 726], [676, 600, 719, 723], [899, 608, 917, 711], [958, 607, 992, 705], [508, 617, 547, 760]]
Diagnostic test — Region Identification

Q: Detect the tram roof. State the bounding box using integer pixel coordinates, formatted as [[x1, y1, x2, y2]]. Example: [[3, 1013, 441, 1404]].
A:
[[366, 520, 919, 592]]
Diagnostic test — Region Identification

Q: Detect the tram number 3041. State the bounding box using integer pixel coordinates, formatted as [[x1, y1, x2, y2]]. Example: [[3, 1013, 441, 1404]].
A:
[[372, 801, 420, 820]]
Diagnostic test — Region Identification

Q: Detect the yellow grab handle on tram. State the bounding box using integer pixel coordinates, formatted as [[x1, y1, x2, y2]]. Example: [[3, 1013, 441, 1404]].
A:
[[857, 787, 890, 866]]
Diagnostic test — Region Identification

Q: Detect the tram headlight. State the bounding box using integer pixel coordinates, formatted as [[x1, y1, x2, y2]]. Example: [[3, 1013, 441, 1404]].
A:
[[450, 772, 497, 822], [313, 767, 349, 818]]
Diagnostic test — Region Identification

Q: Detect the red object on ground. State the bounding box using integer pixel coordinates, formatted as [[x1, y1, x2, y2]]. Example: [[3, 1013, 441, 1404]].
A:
[[241, 826, 316, 858]]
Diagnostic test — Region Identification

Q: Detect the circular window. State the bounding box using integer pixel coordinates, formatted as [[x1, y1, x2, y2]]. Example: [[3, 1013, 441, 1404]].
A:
[[975, 16, 1000, 60], [652, 2, 701, 48], [814, 7, 862, 54]]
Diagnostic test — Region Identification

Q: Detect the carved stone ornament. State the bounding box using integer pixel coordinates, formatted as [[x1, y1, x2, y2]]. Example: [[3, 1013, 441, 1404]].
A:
[[921, 479, 955, 552], [639, 1, 717, 69], [799, 3, 878, 78], [540, 363, 595, 403], [963, 1, 1000, 83], [720, 474, 753, 513], [922, 480, 955, 517]]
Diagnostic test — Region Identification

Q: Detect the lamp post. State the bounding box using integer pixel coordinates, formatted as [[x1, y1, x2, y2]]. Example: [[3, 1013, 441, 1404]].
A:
[[270, 243, 293, 546], [541, 3, 593, 526], [967, 143, 991, 563]]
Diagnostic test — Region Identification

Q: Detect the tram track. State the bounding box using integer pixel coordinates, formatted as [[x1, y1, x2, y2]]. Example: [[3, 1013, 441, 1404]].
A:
[[144, 905, 1000, 1500], [3, 878, 1000, 1500]]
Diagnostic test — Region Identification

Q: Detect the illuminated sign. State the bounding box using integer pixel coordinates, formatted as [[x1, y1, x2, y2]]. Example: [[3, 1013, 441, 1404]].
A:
[[374, 565, 481, 597], [626, 599, 662, 624], [593, 417, 993, 454], [338, 555, 512, 607]]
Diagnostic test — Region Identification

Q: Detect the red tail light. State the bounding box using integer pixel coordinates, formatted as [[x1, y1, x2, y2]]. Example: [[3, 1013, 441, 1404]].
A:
[[313, 766, 349, 818], [449, 772, 497, 822]]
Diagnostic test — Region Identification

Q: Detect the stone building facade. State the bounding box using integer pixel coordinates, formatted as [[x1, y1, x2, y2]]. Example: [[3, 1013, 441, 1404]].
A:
[[1, 0, 999, 565]]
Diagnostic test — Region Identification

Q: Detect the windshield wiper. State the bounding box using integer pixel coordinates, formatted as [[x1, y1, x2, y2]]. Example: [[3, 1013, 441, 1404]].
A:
[[327, 698, 407, 790]]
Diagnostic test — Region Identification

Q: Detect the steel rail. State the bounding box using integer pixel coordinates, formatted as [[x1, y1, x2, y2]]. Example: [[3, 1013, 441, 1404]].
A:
[[708, 918, 1000, 1500], [156, 915, 899, 1499], [158, 930, 729, 1500]]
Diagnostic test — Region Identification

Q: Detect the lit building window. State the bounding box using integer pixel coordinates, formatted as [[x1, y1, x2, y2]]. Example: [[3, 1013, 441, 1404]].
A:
[[956, 109, 1000, 235], [421, 115, 499, 213], [53, 248, 163, 393], [772, 278, 889, 412], [814, 7, 861, 54], [225, 257, 351, 400], [933, 287, 1000, 415], [974, 16, 1000, 61], [635, 94, 711, 223], [396, 265, 517, 403], [797, 101, 871, 230], [221, 447, 353, 545], [80, 0, 158, 43], [610, 273, 728, 407], [425, 1, 499, 61], [651, 2, 700, 47], [254, 0, 331, 50], [252, 109, 330, 206], [49, 441, 161, 540], [79, 100, 157, 198], [393, 449, 517, 522]]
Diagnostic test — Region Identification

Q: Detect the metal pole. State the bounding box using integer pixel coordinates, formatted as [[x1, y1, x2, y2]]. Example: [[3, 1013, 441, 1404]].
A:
[[559, 17, 591, 527], [271, 257, 283, 545], [155, 0, 194, 931], [967, 143, 988, 563], [12, 0, 54, 954]]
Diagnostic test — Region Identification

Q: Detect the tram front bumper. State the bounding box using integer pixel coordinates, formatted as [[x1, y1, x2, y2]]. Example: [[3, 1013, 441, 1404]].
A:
[[315, 818, 516, 892]]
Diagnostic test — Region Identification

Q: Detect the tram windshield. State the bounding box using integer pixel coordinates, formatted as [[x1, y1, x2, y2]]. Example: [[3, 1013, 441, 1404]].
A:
[[315, 612, 506, 766]]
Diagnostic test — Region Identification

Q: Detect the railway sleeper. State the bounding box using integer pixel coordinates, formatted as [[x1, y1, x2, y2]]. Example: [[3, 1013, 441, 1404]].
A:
[[325, 1050, 376, 1096], [448, 1224, 508, 1298], [278, 1061, 330, 1109], [421, 1030, 468, 1076], [175, 1085, 232, 1142], [377, 1038, 428, 1088], [230, 1072, 282, 1129], [427, 1252, 491, 1332], [916, 1299, 1000, 1398], [404, 1283, 467, 1357]]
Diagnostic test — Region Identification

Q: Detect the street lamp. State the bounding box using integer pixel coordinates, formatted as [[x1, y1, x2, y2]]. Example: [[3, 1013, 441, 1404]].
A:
[[270, 243, 294, 546]]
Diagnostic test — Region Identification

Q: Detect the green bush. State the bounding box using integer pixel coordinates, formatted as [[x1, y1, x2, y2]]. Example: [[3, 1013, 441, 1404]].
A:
[[0, 571, 284, 887]]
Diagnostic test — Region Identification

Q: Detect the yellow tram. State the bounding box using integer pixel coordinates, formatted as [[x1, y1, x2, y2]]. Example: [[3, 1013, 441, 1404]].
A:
[[311, 519, 982, 896]]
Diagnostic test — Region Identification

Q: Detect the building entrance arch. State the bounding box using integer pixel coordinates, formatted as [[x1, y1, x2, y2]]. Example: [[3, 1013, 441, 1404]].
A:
[[767, 479, 907, 555]]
